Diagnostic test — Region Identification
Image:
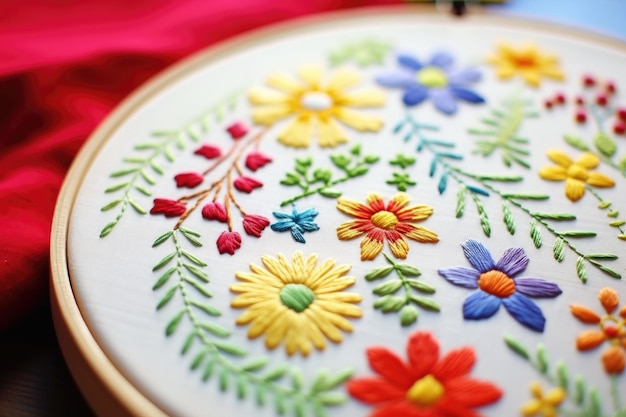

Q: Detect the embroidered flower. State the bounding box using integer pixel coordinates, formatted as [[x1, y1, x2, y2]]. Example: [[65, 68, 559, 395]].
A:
[[438, 239, 562, 332], [271, 206, 320, 243], [336, 192, 438, 261], [150, 198, 186, 217], [231, 252, 361, 356], [570, 287, 626, 374], [174, 172, 204, 189], [245, 151, 273, 171], [226, 121, 249, 139], [216, 231, 242, 255], [194, 144, 222, 159], [242, 214, 270, 237], [347, 331, 502, 416], [201, 201, 228, 222], [487, 43, 564, 87], [376, 52, 484, 115], [233, 176, 263, 193], [248, 65, 384, 148], [539, 150, 615, 202], [521, 381, 566, 417]]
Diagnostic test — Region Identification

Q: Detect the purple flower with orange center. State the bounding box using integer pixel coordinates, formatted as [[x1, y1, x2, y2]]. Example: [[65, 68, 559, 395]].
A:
[[438, 239, 562, 332], [336, 192, 439, 261], [570, 287, 626, 374]]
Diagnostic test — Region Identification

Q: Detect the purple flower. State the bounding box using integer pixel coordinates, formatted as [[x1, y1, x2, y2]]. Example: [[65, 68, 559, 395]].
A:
[[438, 239, 562, 332], [376, 52, 484, 115]]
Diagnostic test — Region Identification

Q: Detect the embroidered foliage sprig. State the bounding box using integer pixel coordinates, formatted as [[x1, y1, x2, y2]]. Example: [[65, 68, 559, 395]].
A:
[[504, 336, 625, 417], [365, 253, 439, 326], [152, 229, 353, 416], [328, 39, 392, 67], [469, 94, 539, 168], [394, 113, 621, 282], [100, 92, 240, 238], [279, 144, 379, 206], [386, 154, 417, 191]]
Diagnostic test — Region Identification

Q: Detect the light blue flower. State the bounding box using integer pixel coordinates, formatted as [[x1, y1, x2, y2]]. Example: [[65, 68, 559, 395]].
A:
[[271, 206, 320, 243], [376, 52, 484, 115]]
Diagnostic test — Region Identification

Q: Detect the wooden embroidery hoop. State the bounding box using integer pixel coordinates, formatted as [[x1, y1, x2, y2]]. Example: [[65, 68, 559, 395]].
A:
[[50, 6, 626, 416]]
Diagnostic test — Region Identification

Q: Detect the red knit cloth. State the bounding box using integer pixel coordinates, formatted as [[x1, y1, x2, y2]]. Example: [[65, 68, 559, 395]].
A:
[[0, 0, 399, 331]]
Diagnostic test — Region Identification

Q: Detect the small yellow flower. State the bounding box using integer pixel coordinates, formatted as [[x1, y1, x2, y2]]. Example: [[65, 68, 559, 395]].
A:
[[487, 43, 564, 87], [230, 252, 362, 356], [539, 149, 615, 202], [521, 381, 566, 417], [248, 65, 384, 148]]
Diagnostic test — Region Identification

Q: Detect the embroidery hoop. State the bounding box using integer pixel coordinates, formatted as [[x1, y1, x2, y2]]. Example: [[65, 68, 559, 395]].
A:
[[50, 6, 626, 417]]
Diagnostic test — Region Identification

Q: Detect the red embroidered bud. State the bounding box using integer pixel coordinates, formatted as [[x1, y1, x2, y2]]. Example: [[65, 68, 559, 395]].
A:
[[596, 94, 608, 107], [226, 121, 249, 139], [242, 214, 270, 237], [201, 202, 228, 222], [613, 120, 626, 135], [174, 172, 203, 188], [617, 107, 626, 122], [245, 151, 273, 171], [544, 100, 553, 110], [605, 81, 616, 94], [150, 198, 186, 217], [216, 231, 242, 255], [582, 74, 596, 87], [233, 176, 263, 193], [194, 144, 222, 159], [575, 110, 587, 124], [554, 93, 565, 104]]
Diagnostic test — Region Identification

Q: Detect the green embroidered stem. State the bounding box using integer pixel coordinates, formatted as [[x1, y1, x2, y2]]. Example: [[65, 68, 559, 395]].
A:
[[469, 93, 538, 168], [611, 374, 623, 412], [280, 144, 379, 206], [100, 92, 241, 237], [586, 186, 626, 241], [152, 229, 351, 415], [366, 253, 439, 327]]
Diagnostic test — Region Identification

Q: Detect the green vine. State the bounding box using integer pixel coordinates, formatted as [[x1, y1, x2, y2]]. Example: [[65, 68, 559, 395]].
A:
[[151, 228, 352, 416], [328, 39, 392, 67], [469, 93, 539, 168], [99, 92, 241, 238], [394, 113, 621, 282], [365, 253, 440, 327], [279, 143, 379, 206], [504, 336, 625, 417]]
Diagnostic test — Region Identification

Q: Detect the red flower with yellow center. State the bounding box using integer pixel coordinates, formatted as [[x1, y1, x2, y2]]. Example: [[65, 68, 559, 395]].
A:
[[347, 331, 502, 417], [336, 192, 439, 261], [570, 287, 626, 374]]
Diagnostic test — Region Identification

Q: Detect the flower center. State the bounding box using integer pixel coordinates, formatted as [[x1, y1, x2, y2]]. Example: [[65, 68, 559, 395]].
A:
[[300, 91, 333, 111], [279, 283, 315, 312], [371, 211, 399, 230], [512, 53, 536, 68], [567, 164, 589, 181], [406, 374, 445, 407], [604, 324, 619, 338], [416, 67, 448, 88], [478, 270, 516, 298]]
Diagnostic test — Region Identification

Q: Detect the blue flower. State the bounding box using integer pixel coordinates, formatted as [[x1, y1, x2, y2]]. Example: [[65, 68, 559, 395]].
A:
[[271, 206, 320, 243], [438, 239, 562, 332], [376, 52, 484, 115]]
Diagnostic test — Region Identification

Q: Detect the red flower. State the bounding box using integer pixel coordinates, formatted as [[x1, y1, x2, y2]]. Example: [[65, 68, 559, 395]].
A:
[[150, 198, 186, 218], [347, 331, 502, 417], [174, 172, 203, 188], [242, 214, 270, 237], [245, 151, 273, 171], [216, 231, 242, 255], [226, 121, 248, 139], [234, 176, 263, 193], [201, 202, 228, 222], [194, 144, 222, 159]]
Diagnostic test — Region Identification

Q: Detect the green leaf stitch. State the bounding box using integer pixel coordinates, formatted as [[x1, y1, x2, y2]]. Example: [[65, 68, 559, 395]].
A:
[[328, 39, 392, 67]]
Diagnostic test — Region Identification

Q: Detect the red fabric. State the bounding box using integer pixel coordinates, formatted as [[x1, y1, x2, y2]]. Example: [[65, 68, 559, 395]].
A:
[[0, 0, 399, 331]]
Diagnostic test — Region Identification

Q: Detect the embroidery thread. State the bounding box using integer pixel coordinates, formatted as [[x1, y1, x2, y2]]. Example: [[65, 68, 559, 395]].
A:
[[270, 206, 320, 244], [487, 43, 564, 87]]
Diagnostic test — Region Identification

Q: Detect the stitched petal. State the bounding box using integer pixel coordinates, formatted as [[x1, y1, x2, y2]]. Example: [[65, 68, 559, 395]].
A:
[[539, 165, 568, 181], [438, 266, 480, 289], [366, 347, 415, 389], [402, 85, 428, 106], [546, 149, 573, 168], [461, 239, 496, 273], [432, 346, 476, 380], [576, 330, 606, 350], [347, 377, 406, 404], [448, 67, 482, 84], [514, 278, 562, 298], [463, 291, 502, 320], [397, 54, 423, 71], [430, 88, 458, 115], [587, 172, 615, 188], [450, 86, 485, 104], [570, 305, 602, 323], [429, 51, 454, 69], [565, 178, 586, 202], [376, 71, 417, 88], [502, 292, 546, 332], [495, 247, 529, 277], [406, 331, 440, 380], [575, 152, 600, 169]]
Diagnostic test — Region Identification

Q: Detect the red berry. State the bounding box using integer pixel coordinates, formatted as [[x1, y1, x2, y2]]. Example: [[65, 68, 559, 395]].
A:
[[544, 100, 554, 109], [575, 110, 587, 123], [605, 81, 617, 94], [614, 120, 626, 135], [617, 108, 626, 121], [555, 93, 566, 104], [575, 96, 585, 106], [583, 74, 596, 87], [596, 94, 608, 106]]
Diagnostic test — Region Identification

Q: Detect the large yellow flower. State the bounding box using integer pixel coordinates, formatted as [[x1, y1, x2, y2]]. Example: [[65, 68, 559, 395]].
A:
[[521, 381, 566, 417], [248, 65, 384, 148], [336, 192, 439, 261], [487, 43, 564, 87], [230, 251, 362, 356], [539, 149, 615, 202]]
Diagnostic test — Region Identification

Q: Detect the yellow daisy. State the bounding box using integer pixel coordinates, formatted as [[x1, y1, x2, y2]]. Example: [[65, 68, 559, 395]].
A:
[[521, 381, 566, 417], [539, 149, 615, 202], [487, 43, 564, 87], [230, 251, 362, 356], [248, 65, 385, 148]]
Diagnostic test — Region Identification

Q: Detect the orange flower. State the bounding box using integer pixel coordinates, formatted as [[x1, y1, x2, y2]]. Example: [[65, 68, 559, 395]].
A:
[[570, 287, 626, 374], [336, 192, 438, 261]]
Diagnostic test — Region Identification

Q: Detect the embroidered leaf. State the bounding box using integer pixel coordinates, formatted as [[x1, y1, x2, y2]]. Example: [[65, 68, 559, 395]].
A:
[[191, 349, 207, 370], [211, 341, 246, 357], [400, 305, 419, 326], [409, 296, 440, 312], [236, 376, 247, 399], [166, 310, 185, 336], [475, 174, 523, 182], [466, 185, 489, 196], [153, 252, 176, 271], [503, 193, 550, 200], [588, 388, 602, 417], [559, 231, 597, 238], [153, 231, 173, 247], [585, 253, 618, 260], [263, 364, 289, 381], [475, 199, 491, 237], [99, 221, 117, 238], [182, 250, 207, 266], [585, 260, 622, 279], [536, 344, 549, 374], [185, 277, 213, 297], [105, 183, 129, 193], [619, 155, 626, 172], [437, 171, 448, 194], [375, 295, 405, 312], [180, 229, 203, 247], [406, 279, 435, 294], [564, 134, 590, 151], [184, 263, 209, 282], [364, 265, 395, 281], [530, 221, 542, 248], [328, 39, 392, 67], [556, 361, 569, 389], [318, 188, 342, 198], [573, 377, 586, 405], [593, 131, 617, 157], [316, 392, 346, 406], [101, 199, 122, 211], [502, 203, 515, 235], [533, 212, 576, 221], [373, 279, 403, 296], [503, 336, 530, 360], [181, 332, 197, 354], [316, 368, 353, 391], [395, 264, 421, 277], [553, 238, 565, 262], [156, 286, 178, 310], [190, 300, 221, 317], [153, 267, 176, 290], [455, 185, 466, 218], [576, 256, 588, 283]]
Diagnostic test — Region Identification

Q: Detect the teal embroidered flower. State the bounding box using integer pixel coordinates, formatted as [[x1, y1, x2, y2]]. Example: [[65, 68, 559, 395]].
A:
[[271, 206, 320, 243]]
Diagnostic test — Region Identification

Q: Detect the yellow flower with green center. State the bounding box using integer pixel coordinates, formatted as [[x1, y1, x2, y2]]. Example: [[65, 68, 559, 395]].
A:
[[538, 149, 615, 202], [487, 43, 564, 87], [521, 381, 566, 417], [248, 65, 385, 148], [230, 251, 362, 356]]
